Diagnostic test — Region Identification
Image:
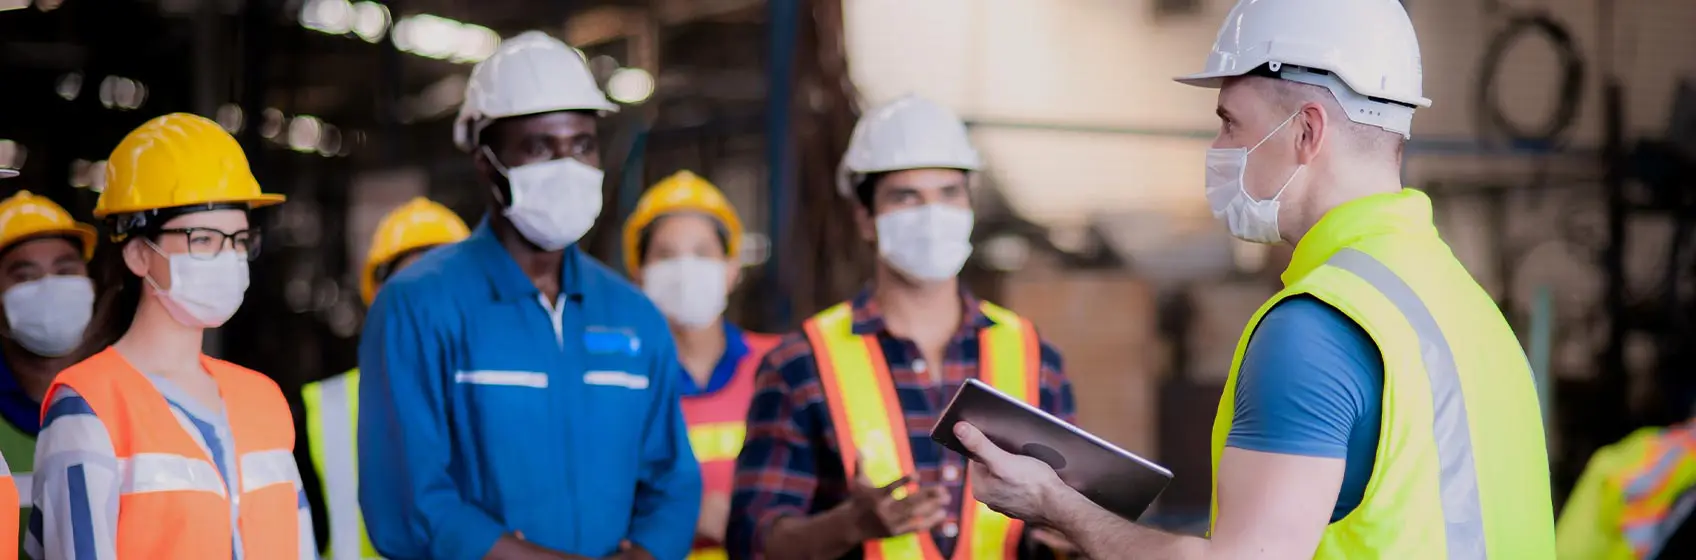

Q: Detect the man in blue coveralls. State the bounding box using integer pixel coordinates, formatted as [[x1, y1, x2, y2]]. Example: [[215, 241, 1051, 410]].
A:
[[357, 31, 701, 560]]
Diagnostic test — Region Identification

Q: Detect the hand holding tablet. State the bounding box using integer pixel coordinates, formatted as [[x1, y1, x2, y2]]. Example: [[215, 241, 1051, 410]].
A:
[[931, 378, 1173, 521]]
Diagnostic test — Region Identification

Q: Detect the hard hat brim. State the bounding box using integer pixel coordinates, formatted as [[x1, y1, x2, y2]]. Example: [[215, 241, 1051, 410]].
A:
[[3, 224, 99, 261], [456, 105, 619, 153], [0, 169, 17, 179], [92, 193, 288, 219], [245, 193, 289, 209], [72, 223, 97, 260], [1173, 70, 1235, 89], [1175, 68, 1433, 109]]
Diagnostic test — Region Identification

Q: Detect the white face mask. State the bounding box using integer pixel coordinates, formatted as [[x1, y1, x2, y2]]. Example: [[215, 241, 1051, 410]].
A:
[[144, 242, 250, 328], [3, 275, 94, 357], [642, 256, 730, 328], [1205, 110, 1306, 244], [875, 204, 975, 282], [485, 148, 605, 251]]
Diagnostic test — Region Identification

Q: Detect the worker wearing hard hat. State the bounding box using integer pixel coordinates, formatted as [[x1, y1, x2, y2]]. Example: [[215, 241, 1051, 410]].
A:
[[951, 0, 1557, 558], [300, 198, 469, 560], [727, 94, 1076, 560], [0, 170, 89, 560], [0, 190, 99, 559], [622, 170, 781, 560], [358, 31, 700, 560], [29, 113, 313, 559]]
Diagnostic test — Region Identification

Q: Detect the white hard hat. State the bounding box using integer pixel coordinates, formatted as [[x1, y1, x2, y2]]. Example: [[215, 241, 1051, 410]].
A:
[[1175, 0, 1431, 139], [454, 31, 618, 152], [0, 169, 15, 179], [836, 94, 981, 198]]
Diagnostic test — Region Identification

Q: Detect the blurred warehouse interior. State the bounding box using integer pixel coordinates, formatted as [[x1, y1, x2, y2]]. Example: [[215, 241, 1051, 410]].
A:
[[3, 0, 1696, 532]]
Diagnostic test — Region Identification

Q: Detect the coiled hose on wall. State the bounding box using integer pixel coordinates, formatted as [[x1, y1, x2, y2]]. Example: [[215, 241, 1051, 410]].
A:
[[1474, 13, 1587, 146]]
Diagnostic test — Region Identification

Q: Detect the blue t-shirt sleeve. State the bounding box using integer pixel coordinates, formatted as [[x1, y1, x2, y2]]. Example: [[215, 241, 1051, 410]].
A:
[[1227, 296, 1382, 459]]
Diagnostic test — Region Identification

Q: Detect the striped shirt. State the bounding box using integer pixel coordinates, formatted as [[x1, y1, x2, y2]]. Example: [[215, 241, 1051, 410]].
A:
[[727, 288, 1075, 559], [26, 375, 316, 560]]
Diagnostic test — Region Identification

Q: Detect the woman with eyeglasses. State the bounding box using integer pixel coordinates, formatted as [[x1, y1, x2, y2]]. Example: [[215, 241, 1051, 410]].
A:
[[27, 113, 314, 560]]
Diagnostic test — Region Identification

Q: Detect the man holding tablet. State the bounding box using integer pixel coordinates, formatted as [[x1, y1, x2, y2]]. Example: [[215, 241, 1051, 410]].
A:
[[727, 95, 1077, 559], [953, 0, 1556, 558]]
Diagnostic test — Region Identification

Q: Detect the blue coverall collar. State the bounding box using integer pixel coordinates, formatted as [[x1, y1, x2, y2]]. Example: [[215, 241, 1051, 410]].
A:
[[467, 219, 586, 303]]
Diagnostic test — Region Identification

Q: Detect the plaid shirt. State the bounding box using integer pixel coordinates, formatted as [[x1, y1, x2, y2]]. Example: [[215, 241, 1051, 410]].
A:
[[728, 287, 1075, 559]]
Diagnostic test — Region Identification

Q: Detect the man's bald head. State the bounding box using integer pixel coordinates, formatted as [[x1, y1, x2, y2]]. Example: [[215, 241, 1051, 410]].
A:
[[1250, 76, 1405, 167]]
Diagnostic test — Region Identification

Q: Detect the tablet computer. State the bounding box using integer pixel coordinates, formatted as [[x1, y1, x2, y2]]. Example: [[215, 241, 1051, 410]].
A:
[[931, 378, 1173, 521]]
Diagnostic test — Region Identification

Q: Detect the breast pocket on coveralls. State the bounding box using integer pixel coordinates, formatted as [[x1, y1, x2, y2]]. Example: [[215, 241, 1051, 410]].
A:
[[579, 327, 651, 444]]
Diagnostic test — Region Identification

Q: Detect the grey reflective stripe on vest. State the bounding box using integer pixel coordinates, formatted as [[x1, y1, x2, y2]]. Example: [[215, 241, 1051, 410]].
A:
[[1326, 248, 1486, 559], [315, 374, 365, 560]]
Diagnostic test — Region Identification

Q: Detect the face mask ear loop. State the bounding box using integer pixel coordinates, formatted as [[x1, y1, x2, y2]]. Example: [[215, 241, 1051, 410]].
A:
[[1239, 110, 1306, 203], [1248, 110, 1304, 155], [139, 239, 170, 293], [1269, 164, 1305, 203], [480, 145, 514, 206]]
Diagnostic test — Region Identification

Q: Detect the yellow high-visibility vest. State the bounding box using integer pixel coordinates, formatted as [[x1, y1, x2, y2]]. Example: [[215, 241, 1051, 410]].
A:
[[302, 369, 383, 559], [803, 300, 1039, 560], [1208, 189, 1556, 558]]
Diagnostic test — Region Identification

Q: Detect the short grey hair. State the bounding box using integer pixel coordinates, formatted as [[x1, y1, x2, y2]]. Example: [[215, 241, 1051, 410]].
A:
[[1255, 77, 1405, 166]]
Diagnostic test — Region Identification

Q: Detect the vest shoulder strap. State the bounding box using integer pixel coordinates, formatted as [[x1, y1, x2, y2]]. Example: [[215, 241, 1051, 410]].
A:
[[203, 358, 294, 454], [802, 301, 901, 484], [49, 348, 191, 458], [975, 301, 1040, 405], [741, 331, 784, 359]]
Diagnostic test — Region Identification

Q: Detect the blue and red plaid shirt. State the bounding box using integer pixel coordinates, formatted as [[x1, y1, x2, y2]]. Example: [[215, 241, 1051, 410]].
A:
[[728, 287, 1075, 559]]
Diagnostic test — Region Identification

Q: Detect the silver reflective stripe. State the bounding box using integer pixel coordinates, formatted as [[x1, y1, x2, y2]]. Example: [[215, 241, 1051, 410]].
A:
[[240, 448, 301, 493], [317, 374, 365, 560], [1326, 248, 1486, 559], [121, 452, 228, 497]]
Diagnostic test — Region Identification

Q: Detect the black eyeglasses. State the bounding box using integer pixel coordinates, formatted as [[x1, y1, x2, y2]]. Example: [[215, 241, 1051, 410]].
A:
[[155, 227, 263, 261]]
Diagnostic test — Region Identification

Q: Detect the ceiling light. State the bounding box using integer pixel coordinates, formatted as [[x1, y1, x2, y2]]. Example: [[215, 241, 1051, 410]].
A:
[[450, 25, 501, 63], [288, 115, 324, 153], [260, 108, 284, 139], [0, 140, 25, 170], [216, 103, 244, 134], [392, 14, 502, 64], [55, 73, 81, 101], [351, 2, 390, 43], [300, 0, 354, 35], [606, 67, 655, 105]]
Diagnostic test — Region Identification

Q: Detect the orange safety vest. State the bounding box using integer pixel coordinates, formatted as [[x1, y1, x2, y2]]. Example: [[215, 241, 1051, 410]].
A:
[[43, 348, 301, 560], [683, 331, 782, 560], [804, 300, 1040, 560], [0, 459, 14, 560], [1619, 424, 1696, 557]]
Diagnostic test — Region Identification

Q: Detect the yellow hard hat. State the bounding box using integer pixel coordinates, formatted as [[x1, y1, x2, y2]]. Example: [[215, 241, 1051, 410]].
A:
[[96, 113, 285, 222], [622, 170, 743, 274], [361, 197, 470, 305], [0, 191, 97, 260]]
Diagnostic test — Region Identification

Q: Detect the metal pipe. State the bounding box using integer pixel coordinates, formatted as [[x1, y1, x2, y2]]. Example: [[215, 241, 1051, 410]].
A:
[[1530, 284, 1554, 450], [763, 0, 800, 328], [963, 118, 1596, 157], [1599, 77, 1628, 441]]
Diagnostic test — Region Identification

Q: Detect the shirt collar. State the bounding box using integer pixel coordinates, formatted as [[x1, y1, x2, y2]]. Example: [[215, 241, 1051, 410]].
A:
[[1283, 188, 1437, 286], [0, 357, 41, 435], [680, 321, 752, 397], [467, 219, 586, 302], [847, 283, 997, 336]]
